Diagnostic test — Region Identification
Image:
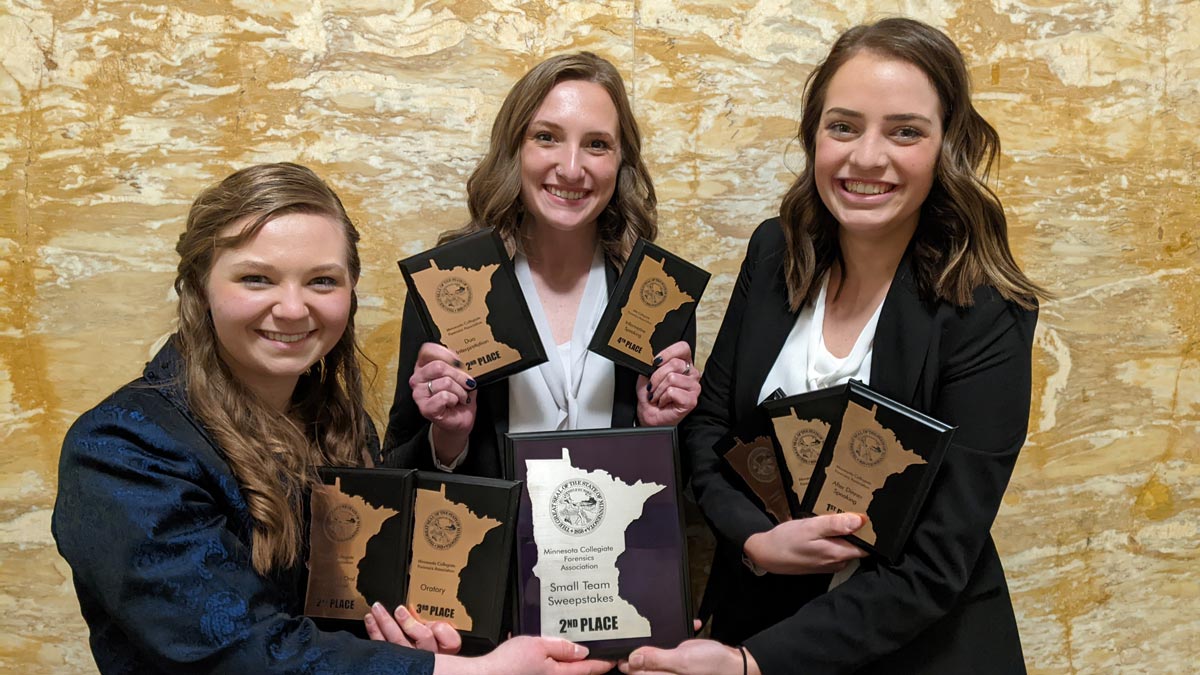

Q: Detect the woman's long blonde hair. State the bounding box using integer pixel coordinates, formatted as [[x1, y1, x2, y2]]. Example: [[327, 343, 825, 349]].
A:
[[779, 18, 1048, 311], [443, 51, 657, 267], [173, 162, 369, 575]]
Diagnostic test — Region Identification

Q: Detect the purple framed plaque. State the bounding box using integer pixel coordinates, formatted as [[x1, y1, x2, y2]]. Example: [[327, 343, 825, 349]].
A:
[[504, 427, 693, 659]]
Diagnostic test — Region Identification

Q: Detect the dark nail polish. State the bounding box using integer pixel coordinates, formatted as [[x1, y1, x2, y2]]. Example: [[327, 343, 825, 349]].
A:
[[646, 383, 652, 392], [466, 378, 477, 390], [652, 356, 663, 366]]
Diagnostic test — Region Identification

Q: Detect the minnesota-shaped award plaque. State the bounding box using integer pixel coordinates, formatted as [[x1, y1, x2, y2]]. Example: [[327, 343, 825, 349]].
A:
[[504, 427, 693, 659], [399, 228, 546, 386], [801, 380, 955, 564], [762, 384, 851, 519], [588, 239, 710, 376], [406, 472, 520, 654], [305, 467, 416, 629], [717, 407, 792, 525]]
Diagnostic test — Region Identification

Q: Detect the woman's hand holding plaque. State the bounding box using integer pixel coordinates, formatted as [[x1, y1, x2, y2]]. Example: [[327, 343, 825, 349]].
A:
[[636, 341, 702, 428], [410, 342, 479, 463], [741, 513, 869, 575]]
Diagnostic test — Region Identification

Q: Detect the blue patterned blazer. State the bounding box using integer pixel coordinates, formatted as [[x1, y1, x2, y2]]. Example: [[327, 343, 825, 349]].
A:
[[52, 339, 434, 675]]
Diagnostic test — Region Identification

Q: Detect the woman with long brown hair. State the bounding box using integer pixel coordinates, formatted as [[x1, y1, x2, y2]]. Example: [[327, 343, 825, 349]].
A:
[[624, 18, 1046, 675], [52, 162, 610, 675], [383, 52, 701, 477]]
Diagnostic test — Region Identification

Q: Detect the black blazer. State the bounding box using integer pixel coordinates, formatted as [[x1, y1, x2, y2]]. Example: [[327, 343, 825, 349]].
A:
[[383, 261, 693, 478], [681, 219, 1036, 674]]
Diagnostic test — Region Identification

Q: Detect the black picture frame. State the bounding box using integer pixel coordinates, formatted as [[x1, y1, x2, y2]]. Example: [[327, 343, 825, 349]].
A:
[[398, 228, 547, 386], [504, 427, 693, 659]]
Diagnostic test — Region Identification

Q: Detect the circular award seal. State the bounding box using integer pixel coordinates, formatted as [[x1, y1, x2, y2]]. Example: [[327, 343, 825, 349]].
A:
[[423, 509, 462, 550], [850, 428, 886, 467], [549, 479, 606, 536], [747, 445, 777, 483], [792, 428, 824, 464], [323, 504, 361, 542], [435, 277, 472, 313], [639, 278, 667, 307]]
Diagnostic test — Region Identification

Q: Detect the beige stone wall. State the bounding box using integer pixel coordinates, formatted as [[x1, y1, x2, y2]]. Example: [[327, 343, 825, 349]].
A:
[[2, 1, 1196, 672]]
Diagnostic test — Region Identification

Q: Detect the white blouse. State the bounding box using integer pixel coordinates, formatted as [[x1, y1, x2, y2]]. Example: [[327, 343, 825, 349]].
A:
[[508, 247, 616, 433], [757, 274, 884, 404]]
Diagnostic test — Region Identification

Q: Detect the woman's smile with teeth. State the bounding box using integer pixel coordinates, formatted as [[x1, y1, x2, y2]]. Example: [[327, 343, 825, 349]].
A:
[[261, 330, 312, 344], [547, 185, 587, 200], [842, 180, 895, 195]]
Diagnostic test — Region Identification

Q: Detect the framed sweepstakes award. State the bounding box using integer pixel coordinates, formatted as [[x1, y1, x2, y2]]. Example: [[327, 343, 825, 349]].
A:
[[504, 428, 692, 659], [406, 472, 520, 654], [304, 467, 416, 624], [800, 381, 955, 563], [588, 240, 710, 376], [762, 384, 851, 518], [399, 228, 546, 386]]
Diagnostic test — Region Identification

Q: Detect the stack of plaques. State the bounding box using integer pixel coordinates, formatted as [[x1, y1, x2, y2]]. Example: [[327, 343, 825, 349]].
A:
[[304, 467, 520, 652], [715, 406, 793, 525], [753, 380, 955, 563]]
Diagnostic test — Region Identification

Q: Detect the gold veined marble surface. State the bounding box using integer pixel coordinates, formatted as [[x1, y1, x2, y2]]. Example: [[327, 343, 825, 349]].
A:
[[2, 1, 1197, 672]]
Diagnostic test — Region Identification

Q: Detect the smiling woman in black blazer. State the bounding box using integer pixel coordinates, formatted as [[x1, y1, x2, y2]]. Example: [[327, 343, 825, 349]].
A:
[[383, 53, 700, 478], [622, 18, 1048, 675]]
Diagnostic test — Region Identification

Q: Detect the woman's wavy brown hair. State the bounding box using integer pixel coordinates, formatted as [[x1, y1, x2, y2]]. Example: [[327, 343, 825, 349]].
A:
[[442, 51, 657, 267], [173, 162, 369, 575], [778, 17, 1048, 311]]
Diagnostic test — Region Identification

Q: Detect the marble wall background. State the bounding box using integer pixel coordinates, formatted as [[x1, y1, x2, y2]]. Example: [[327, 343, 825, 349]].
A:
[[1, 0, 1195, 672]]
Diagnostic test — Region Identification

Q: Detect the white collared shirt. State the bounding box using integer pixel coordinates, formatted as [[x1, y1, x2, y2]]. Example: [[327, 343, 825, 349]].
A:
[[758, 273, 884, 404], [508, 247, 615, 433]]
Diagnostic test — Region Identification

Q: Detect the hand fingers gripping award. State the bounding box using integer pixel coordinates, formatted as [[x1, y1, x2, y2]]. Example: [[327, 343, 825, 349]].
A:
[[636, 341, 702, 428], [364, 601, 462, 655], [410, 342, 479, 459], [742, 512, 869, 575]]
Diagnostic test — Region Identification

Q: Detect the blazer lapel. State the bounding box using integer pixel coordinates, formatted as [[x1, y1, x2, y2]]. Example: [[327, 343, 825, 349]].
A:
[[870, 255, 934, 408], [605, 261, 639, 426], [735, 248, 801, 419]]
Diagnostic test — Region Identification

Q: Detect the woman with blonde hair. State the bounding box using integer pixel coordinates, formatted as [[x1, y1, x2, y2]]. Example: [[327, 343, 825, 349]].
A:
[[53, 162, 610, 675], [384, 52, 701, 477], [625, 18, 1046, 675]]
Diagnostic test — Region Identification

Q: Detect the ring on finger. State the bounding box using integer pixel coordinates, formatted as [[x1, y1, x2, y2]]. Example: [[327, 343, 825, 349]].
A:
[[683, 362, 692, 375], [427, 380, 435, 396]]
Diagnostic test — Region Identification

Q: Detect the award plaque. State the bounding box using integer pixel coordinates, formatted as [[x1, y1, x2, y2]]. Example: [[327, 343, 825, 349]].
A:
[[406, 472, 520, 654], [399, 228, 547, 386], [305, 467, 415, 623], [716, 409, 792, 524], [588, 239, 710, 375], [801, 380, 955, 563], [504, 428, 692, 659], [762, 384, 851, 518]]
